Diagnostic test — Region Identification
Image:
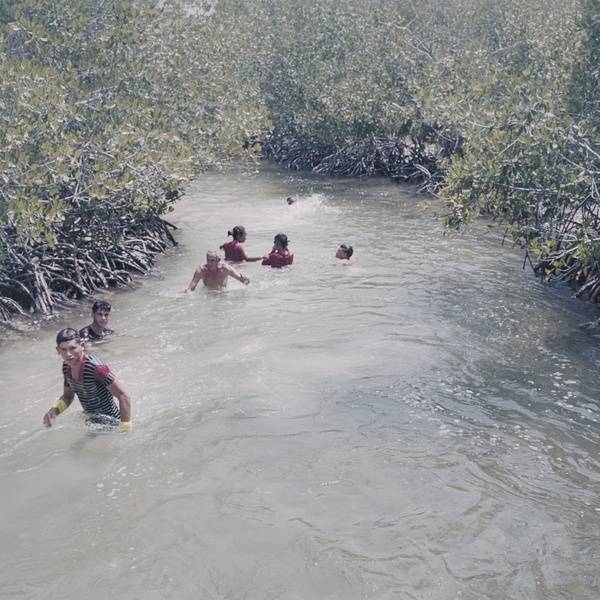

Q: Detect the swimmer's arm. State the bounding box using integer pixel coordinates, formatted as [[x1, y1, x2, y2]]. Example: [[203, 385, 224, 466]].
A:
[[239, 247, 262, 262], [225, 263, 250, 285], [43, 385, 75, 427], [107, 380, 131, 423], [184, 266, 204, 292]]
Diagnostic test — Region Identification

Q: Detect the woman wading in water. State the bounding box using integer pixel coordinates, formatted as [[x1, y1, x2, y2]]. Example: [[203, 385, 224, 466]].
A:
[[220, 225, 262, 263]]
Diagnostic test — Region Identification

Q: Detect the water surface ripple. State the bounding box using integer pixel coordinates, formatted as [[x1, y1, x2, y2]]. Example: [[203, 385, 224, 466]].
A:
[[1, 166, 599, 599]]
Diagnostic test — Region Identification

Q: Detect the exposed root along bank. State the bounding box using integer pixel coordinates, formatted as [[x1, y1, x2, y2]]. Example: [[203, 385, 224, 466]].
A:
[[0, 217, 177, 321], [260, 135, 444, 192]]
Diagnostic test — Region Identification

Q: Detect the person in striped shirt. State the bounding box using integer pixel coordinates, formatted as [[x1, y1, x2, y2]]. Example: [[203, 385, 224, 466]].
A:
[[79, 299, 114, 343], [43, 328, 132, 432]]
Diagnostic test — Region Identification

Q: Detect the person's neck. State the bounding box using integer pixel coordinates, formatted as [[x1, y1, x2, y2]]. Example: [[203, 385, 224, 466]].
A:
[[70, 353, 87, 374], [90, 322, 104, 335]]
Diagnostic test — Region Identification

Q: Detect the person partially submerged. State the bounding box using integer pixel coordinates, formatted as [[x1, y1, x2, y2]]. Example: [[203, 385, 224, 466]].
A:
[[262, 233, 294, 268], [79, 299, 114, 342], [335, 244, 354, 261], [219, 225, 262, 262], [185, 251, 250, 291], [43, 328, 132, 432]]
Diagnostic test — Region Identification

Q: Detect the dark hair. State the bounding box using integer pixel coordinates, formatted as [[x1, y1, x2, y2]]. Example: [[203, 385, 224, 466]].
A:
[[228, 225, 246, 241], [274, 233, 289, 248], [92, 300, 111, 313], [340, 244, 353, 258], [56, 327, 81, 345], [286, 197, 295, 205]]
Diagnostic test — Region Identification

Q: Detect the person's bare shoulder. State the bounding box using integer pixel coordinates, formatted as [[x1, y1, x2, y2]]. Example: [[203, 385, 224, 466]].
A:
[[222, 262, 237, 274]]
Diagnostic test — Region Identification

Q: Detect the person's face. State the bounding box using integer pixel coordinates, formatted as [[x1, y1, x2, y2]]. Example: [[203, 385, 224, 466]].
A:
[[239, 232, 247, 243], [336, 247, 347, 259], [93, 309, 110, 329], [206, 255, 220, 271], [56, 339, 85, 364]]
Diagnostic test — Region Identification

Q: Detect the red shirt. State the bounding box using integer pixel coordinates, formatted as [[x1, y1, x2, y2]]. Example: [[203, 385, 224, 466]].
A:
[[221, 240, 245, 262], [262, 250, 294, 268]]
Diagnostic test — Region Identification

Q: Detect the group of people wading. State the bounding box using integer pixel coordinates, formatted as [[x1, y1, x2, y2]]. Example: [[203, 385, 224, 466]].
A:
[[184, 228, 295, 292], [43, 209, 354, 435]]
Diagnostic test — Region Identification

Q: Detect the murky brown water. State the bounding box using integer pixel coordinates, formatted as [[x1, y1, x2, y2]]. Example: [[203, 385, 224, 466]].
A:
[[1, 164, 599, 599]]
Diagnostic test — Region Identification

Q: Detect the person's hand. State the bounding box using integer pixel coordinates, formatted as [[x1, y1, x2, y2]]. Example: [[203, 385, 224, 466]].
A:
[[242, 276, 250, 285], [43, 407, 58, 427]]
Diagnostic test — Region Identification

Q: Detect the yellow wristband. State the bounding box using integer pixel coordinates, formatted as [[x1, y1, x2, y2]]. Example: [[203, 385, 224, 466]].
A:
[[55, 398, 68, 414], [119, 421, 132, 433]]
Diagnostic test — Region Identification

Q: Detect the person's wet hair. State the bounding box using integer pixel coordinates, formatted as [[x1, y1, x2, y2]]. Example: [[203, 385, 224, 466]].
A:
[[274, 233, 289, 248], [56, 327, 81, 345], [339, 244, 353, 258], [228, 225, 246, 241], [92, 300, 111, 313], [286, 197, 295, 205]]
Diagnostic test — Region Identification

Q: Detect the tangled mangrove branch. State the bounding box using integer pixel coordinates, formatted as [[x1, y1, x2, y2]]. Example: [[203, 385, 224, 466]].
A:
[[0, 0, 267, 324], [0, 213, 177, 320], [261, 133, 451, 192]]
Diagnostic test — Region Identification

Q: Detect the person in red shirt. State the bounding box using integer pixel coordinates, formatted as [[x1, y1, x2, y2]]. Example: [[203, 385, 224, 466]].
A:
[[219, 225, 262, 262], [262, 233, 294, 268]]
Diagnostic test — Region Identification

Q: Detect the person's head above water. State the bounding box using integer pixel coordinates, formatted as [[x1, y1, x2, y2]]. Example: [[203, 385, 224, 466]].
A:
[[92, 299, 111, 314], [56, 327, 82, 346], [206, 250, 221, 270], [273, 233, 289, 250], [227, 225, 246, 241], [286, 197, 296, 205], [336, 244, 354, 259], [89, 299, 112, 335]]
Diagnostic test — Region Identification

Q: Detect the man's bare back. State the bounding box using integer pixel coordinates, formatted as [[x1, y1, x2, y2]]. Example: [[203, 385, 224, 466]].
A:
[[185, 251, 249, 292]]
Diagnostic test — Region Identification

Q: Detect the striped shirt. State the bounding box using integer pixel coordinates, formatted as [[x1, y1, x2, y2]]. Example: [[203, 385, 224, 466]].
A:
[[62, 354, 120, 419], [79, 324, 114, 342]]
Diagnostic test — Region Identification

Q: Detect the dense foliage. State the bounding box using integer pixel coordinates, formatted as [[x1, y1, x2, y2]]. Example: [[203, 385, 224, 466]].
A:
[[0, 0, 266, 319], [1, 0, 599, 321], [247, 0, 600, 300]]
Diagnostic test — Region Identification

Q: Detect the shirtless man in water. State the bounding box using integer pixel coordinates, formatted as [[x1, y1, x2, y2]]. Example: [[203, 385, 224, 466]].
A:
[[184, 251, 250, 292]]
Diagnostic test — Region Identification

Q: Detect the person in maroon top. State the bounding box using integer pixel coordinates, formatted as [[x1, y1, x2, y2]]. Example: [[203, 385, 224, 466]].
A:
[[262, 233, 294, 268], [219, 225, 262, 263]]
